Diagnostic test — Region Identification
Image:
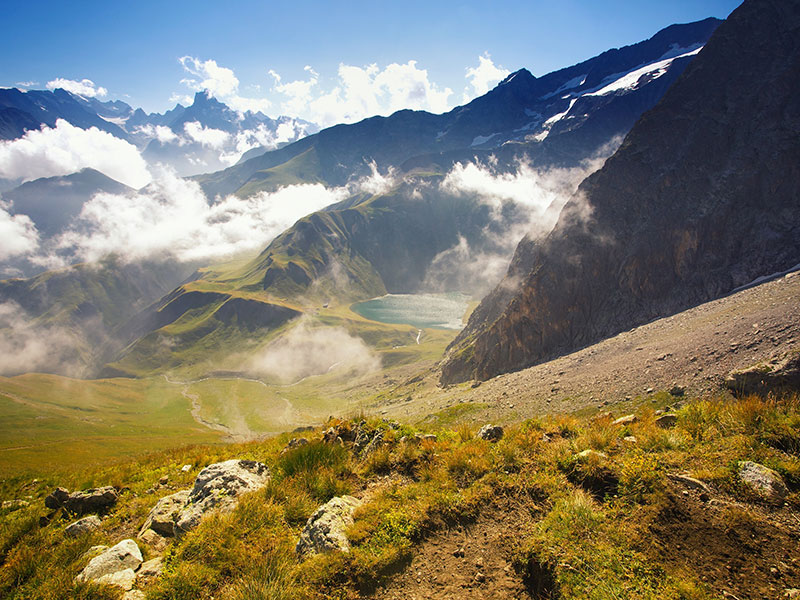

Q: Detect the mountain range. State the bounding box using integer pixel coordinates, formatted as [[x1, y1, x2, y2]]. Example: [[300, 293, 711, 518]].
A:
[[1, 13, 773, 382], [441, 0, 800, 383], [0, 87, 318, 182]]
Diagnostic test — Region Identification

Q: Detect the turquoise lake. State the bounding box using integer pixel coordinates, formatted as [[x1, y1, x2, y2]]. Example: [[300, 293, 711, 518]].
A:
[[351, 292, 470, 330]]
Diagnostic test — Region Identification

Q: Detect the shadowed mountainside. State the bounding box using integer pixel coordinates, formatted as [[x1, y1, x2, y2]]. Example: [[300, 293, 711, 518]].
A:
[[441, 0, 800, 383]]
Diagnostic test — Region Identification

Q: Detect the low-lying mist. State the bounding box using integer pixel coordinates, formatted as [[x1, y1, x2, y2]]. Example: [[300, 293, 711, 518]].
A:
[[422, 143, 618, 296], [246, 319, 381, 384], [0, 301, 86, 377]]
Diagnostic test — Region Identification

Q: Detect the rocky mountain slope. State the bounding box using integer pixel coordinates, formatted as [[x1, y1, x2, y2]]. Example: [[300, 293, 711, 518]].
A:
[[196, 18, 720, 199], [441, 0, 800, 384]]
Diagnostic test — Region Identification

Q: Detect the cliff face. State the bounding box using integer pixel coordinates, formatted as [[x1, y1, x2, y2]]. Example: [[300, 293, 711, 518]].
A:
[[441, 0, 800, 383]]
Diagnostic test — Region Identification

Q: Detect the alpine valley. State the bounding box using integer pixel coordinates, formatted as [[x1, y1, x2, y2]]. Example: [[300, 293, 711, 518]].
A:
[[1, 2, 799, 599]]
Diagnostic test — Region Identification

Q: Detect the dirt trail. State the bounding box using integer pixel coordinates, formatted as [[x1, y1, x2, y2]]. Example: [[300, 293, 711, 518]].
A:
[[372, 507, 544, 600], [380, 272, 800, 424]]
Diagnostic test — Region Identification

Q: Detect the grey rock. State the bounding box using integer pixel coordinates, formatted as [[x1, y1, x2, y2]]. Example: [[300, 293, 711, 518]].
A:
[[577, 449, 608, 460], [138, 528, 167, 553], [137, 556, 163, 581], [63, 486, 118, 516], [139, 489, 190, 537], [281, 437, 309, 454], [65, 515, 102, 538], [44, 487, 70, 509], [623, 435, 638, 444], [669, 385, 685, 396], [76, 539, 142, 584], [725, 352, 800, 396], [655, 413, 678, 429], [738, 461, 788, 504], [174, 460, 270, 535], [96, 568, 136, 590], [477, 424, 504, 442], [296, 495, 362, 555], [612, 414, 637, 426]]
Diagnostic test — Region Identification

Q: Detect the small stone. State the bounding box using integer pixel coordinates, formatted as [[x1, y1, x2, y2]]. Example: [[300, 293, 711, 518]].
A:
[[477, 424, 504, 442], [138, 528, 167, 553], [65, 515, 102, 538], [180, 464, 191, 472], [453, 547, 465, 558], [669, 385, 685, 396], [612, 414, 637, 426], [475, 572, 486, 583], [137, 557, 163, 581], [158, 476, 169, 486], [623, 436, 638, 444], [738, 461, 788, 504], [655, 414, 678, 429]]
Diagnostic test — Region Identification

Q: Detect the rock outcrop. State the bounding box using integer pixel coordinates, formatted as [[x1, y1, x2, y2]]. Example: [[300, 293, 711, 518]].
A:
[[296, 495, 362, 555], [738, 461, 788, 505], [45, 486, 118, 515], [441, 0, 800, 383], [725, 351, 800, 396], [65, 515, 102, 538], [173, 459, 270, 535], [75, 539, 142, 586], [139, 490, 190, 538]]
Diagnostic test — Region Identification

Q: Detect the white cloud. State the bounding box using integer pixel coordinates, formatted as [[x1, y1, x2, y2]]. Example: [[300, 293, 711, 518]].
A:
[[0, 301, 84, 377], [183, 121, 230, 149], [179, 57, 239, 98], [465, 53, 510, 99], [425, 153, 614, 295], [44, 170, 351, 266], [0, 119, 151, 188], [0, 208, 39, 261], [247, 319, 380, 383], [134, 124, 183, 145], [219, 120, 314, 166], [46, 78, 107, 98], [178, 56, 271, 114], [270, 60, 453, 127]]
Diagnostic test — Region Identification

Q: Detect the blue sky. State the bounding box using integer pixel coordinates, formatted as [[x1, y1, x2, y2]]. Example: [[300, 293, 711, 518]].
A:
[[3, 0, 741, 123]]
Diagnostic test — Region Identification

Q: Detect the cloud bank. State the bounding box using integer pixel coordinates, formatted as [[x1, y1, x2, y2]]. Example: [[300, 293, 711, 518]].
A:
[[0, 208, 39, 261], [46, 78, 107, 98], [0, 301, 84, 377], [247, 320, 380, 383], [423, 151, 615, 295], [0, 119, 151, 188], [46, 172, 349, 266]]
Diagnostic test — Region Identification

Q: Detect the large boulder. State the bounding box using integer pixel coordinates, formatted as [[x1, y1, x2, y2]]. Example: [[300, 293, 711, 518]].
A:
[[296, 495, 362, 555], [174, 460, 270, 535], [139, 489, 190, 537], [65, 515, 102, 538], [725, 351, 800, 396], [75, 539, 142, 585], [738, 461, 788, 505], [46, 486, 119, 515]]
